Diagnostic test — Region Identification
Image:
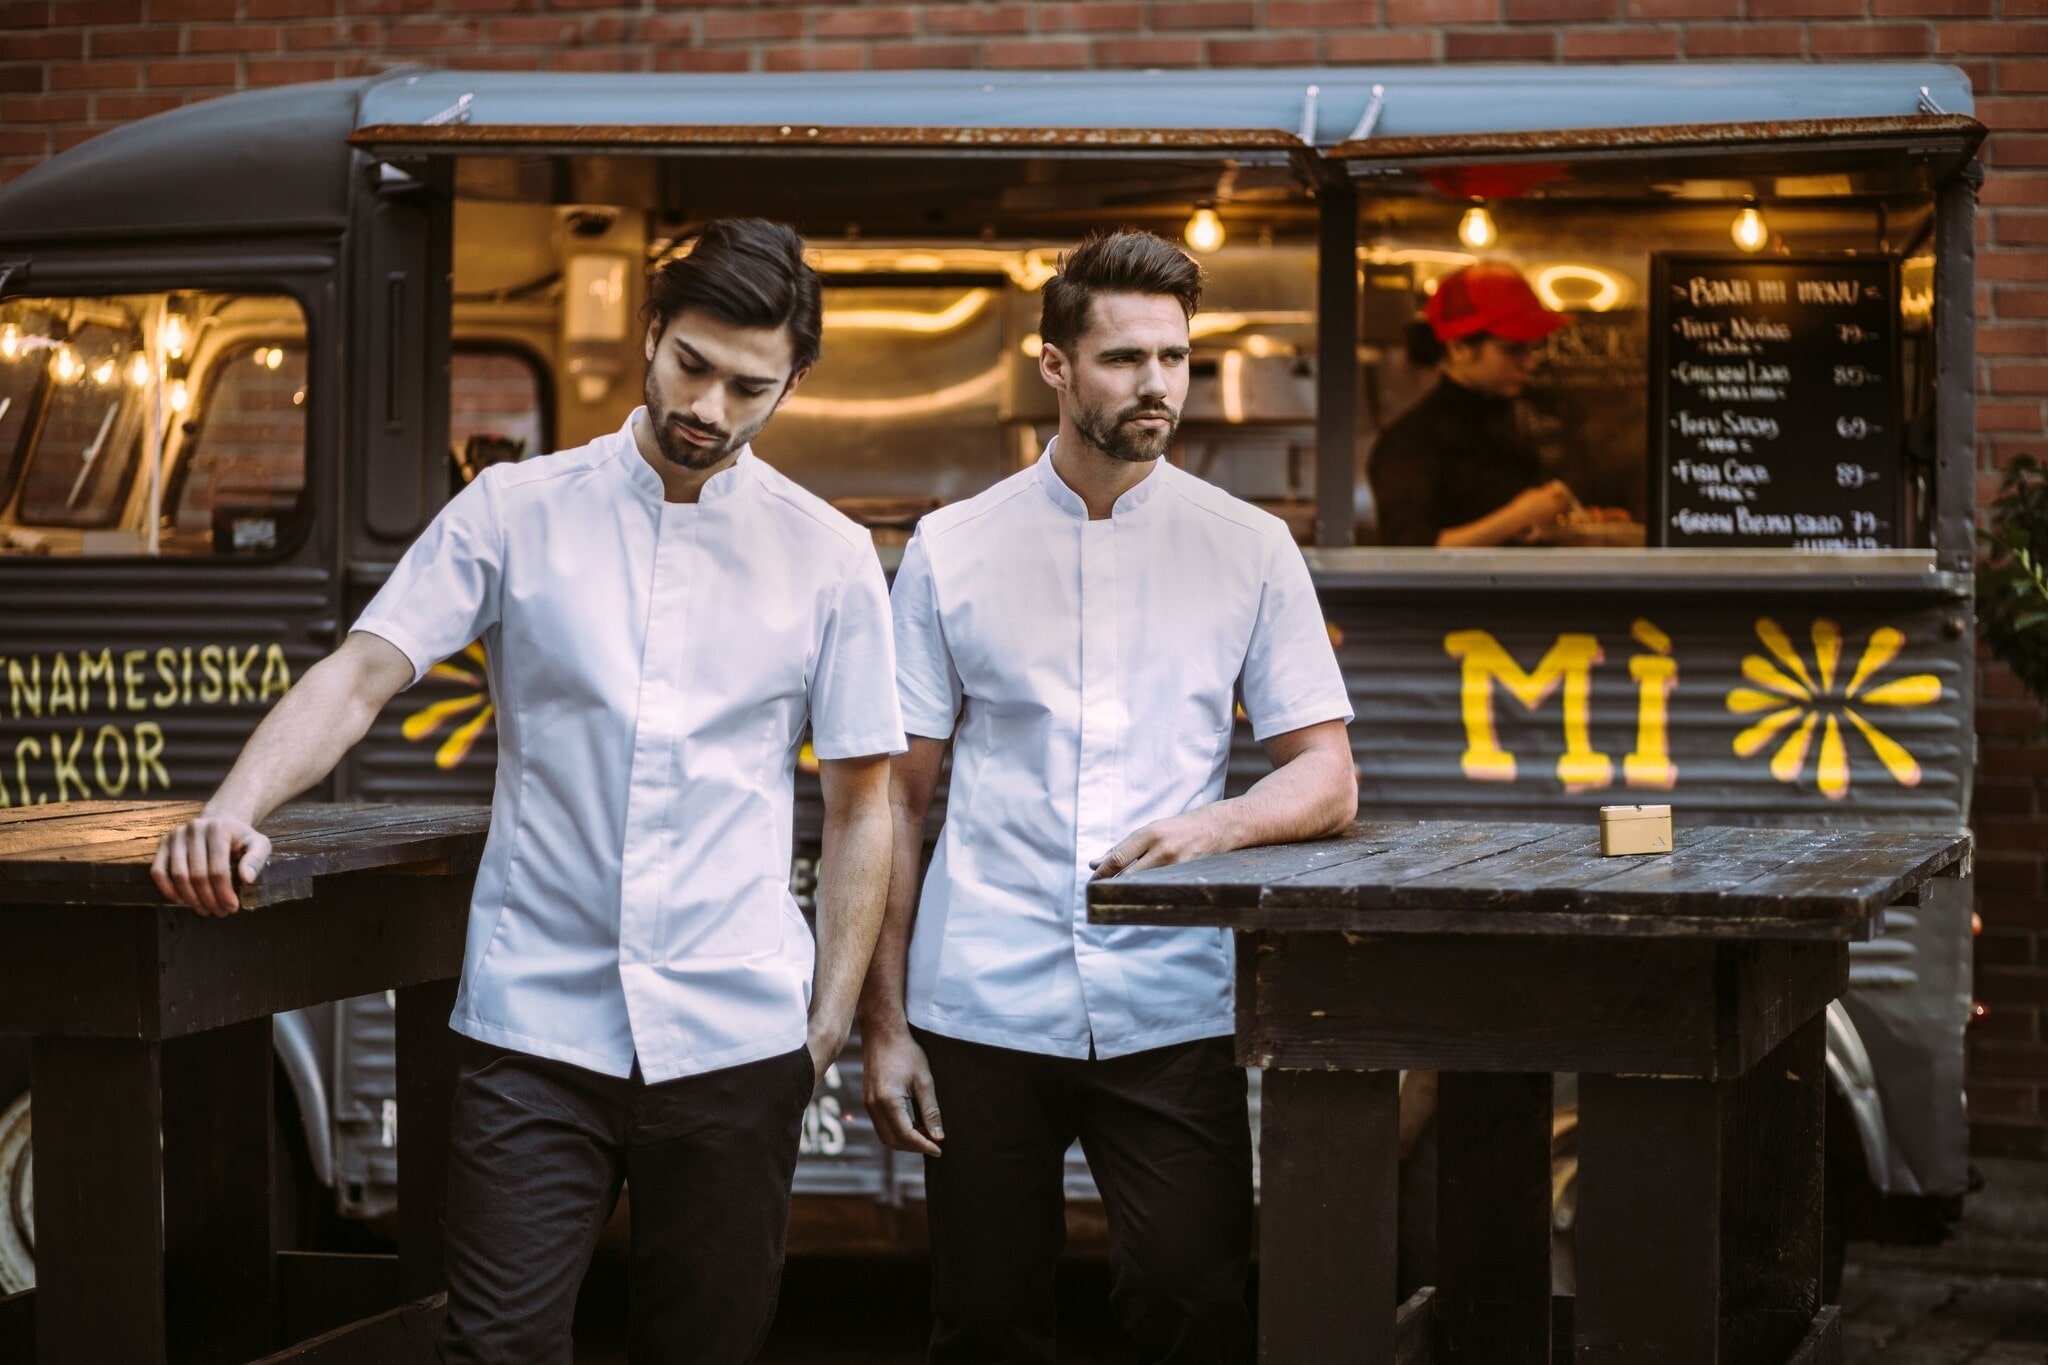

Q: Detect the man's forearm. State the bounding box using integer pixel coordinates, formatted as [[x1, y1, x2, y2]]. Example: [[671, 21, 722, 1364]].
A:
[[207, 645, 398, 823], [856, 808, 927, 1037], [811, 792, 895, 1043], [1204, 747, 1356, 849]]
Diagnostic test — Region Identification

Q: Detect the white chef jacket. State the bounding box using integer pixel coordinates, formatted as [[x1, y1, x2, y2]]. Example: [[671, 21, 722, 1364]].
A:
[[894, 446, 1353, 1059], [352, 411, 905, 1082]]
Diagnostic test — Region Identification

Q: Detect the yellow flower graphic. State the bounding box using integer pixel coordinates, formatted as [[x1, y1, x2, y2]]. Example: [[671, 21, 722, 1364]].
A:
[[402, 642, 495, 770], [1725, 618, 1940, 801]]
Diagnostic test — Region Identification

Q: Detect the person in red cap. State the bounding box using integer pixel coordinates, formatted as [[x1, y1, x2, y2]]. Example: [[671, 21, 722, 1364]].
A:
[[1368, 260, 1581, 547]]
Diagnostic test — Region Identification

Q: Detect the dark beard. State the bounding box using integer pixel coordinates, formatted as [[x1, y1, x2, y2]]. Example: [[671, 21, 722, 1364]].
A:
[[644, 371, 743, 470], [1074, 397, 1179, 464]]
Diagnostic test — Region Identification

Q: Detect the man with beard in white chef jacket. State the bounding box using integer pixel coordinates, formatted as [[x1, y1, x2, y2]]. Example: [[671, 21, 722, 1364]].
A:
[[154, 219, 904, 1364], [860, 230, 1357, 1365]]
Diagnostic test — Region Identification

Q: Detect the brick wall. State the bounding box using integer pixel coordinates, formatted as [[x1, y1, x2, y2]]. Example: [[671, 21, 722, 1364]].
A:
[[4, 0, 2047, 1155]]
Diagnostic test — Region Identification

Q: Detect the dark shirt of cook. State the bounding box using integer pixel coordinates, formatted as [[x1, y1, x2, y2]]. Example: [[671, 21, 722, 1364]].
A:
[[1367, 376, 1549, 548]]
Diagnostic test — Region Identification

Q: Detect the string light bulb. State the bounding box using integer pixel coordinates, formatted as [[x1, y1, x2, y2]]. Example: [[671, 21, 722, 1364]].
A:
[[168, 378, 190, 414], [91, 356, 117, 386], [1458, 204, 1497, 251], [1185, 207, 1226, 254], [161, 312, 188, 359], [1731, 205, 1769, 254], [51, 345, 82, 383], [128, 351, 152, 386], [0, 324, 18, 360]]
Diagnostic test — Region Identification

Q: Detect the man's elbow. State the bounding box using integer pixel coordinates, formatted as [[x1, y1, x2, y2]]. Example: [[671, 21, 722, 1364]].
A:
[[1322, 750, 1359, 835]]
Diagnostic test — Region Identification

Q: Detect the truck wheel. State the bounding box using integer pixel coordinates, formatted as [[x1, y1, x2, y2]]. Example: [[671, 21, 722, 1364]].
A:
[[0, 1091, 32, 1293]]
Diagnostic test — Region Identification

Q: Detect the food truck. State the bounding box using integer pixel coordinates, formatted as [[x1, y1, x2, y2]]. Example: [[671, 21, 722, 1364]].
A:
[[0, 63, 1982, 1291]]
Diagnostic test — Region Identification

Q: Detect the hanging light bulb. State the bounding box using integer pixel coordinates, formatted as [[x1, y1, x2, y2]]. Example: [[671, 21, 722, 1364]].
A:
[[1185, 207, 1226, 254], [51, 344, 82, 383], [1731, 204, 1769, 254], [263, 347, 283, 371], [91, 356, 117, 386], [1458, 204, 1497, 251], [168, 378, 190, 413], [0, 324, 19, 361], [127, 351, 152, 386], [161, 312, 188, 359]]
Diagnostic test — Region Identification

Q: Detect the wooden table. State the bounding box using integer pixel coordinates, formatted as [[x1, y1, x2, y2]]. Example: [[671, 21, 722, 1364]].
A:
[[1088, 820, 1971, 1365], [0, 800, 490, 1365]]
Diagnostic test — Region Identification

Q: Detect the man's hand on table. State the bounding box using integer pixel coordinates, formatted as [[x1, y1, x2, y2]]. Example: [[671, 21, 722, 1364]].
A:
[[1090, 808, 1230, 880], [151, 808, 270, 916]]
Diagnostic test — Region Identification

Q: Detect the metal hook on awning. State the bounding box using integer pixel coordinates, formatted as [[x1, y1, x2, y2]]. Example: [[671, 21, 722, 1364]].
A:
[[1917, 85, 1947, 116], [1298, 84, 1321, 145], [425, 92, 474, 127], [1346, 85, 1387, 143]]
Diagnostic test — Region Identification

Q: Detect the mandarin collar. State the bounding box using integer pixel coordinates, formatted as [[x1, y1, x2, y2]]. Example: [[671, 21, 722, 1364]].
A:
[[618, 407, 754, 507], [1033, 437, 1165, 521]]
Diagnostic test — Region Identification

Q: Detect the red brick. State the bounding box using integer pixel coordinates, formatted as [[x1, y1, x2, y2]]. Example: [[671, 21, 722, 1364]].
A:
[[1877, 0, 1989, 9], [2014, 0, 2048, 11], [439, 0, 538, 9], [93, 91, 183, 119], [52, 126, 106, 153], [246, 0, 340, 15], [1985, 740, 2048, 778], [488, 17, 580, 45], [542, 0, 626, 8], [1563, 25, 1681, 56], [1445, 29, 1555, 58], [702, 10, 802, 40], [1978, 928, 2039, 968], [0, 1, 49, 27], [1041, 0, 1144, 28], [384, 19, 483, 50], [1507, 0, 1615, 20], [983, 37, 1089, 66], [1941, 23, 2048, 54], [1093, 36, 1204, 64], [89, 26, 183, 56], [1626, 0, 1736, 13], [59, 0, 142, 20], [1967, 1039, 2048, 1080], [445, 51, 542, 71], [0, 90, 80, 119], [1327, 29, 1438, 59], [2001, 61, 2048, 93], [1147, 2, 1260, 27], [1387, 0, 1496, 20], [1978, 96, 2048, 130], [1983, 171, 2048, 208], [0, 125, 48, 154], [873, 40, 982, 66], [144, 58, 238, 87], [630, 15, 695, 43], [761, 43, 864, 70], [187, 23, 283, 53], [1810, 23, 1932, 54], [553, 49, 653, 72], [286, 20, 379, 49], [1684, 23, 1806, 54], [51, 61, 141, 89], [1209, 34, 1319, 64], [151, 0, 237, 16], [1980, 397, 2048, 430], [1748, 0, 1863, 13], [247, 55, 340, 84], [0, 28, 79, 59], [0, 62, 42, 92], [1980, 320, 2048, 354], [1965, 1080, 2040, 1117], [1973, 1001, 2039, 1043], [813, 6, 916, 37], [656, 48, 750, 72], [1985, 254, 2048, 291], [1, 156, 40, 182], [1266, 0, 1372, 24], [925, 4, 1033, 34]]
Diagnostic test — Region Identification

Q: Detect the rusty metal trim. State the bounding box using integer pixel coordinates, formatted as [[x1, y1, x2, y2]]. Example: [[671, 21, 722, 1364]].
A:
[[350, 123, 1309, 153], [1329, 113, 1985, 164]]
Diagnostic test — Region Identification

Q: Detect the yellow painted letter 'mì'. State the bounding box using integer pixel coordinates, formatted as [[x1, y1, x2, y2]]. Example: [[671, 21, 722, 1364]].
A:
[[1445, 630, 1613, 791]]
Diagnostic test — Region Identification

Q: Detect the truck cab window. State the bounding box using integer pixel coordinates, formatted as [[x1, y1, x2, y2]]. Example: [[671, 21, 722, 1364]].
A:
[[0, 291, 307, 558]]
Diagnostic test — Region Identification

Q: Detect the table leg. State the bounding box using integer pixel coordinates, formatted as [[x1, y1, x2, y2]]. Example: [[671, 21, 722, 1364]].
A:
[[163, 1015, 277, 1363], [395, 978, 461, 1301], [1437, 1071, 1553, 1363], [1258, 1067, 1399, 1364], [29, 1037, 166, 1365], [1720, 1014, 1826, 1363]]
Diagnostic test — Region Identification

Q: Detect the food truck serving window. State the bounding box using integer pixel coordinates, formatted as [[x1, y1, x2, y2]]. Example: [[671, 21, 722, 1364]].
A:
[[0, 292, 308, 559]]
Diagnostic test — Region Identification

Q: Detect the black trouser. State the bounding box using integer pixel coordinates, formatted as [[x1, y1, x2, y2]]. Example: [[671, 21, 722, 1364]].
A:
[[437, 1038, 816, 1365], [916, 1028, 1255, 1365]]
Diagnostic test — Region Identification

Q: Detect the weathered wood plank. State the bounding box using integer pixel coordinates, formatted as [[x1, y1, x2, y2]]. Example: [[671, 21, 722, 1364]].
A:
[[1784, 1306, 1842, 1365], [397, 979, 462, 1301], [1394, 1286, 1434, 1365], [1719, 1016, 1826, 1364], [254, 1294, 444, 1365], [1438, 1071, 1553, 1363]]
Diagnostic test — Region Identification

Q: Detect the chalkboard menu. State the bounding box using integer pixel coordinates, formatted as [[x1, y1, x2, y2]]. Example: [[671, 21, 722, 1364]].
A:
[[1650, 254, 1902, 549]]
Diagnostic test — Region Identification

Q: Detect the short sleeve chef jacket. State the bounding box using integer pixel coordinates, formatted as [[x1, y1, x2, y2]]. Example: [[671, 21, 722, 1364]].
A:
[[893, 446, 1353, 1059], [351, 411, 905, 1082]]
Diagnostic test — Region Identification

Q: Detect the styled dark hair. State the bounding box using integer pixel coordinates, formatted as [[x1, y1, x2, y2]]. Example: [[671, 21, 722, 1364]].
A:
[[644, 218, 823, 373], [1404, 319, 1493, 368], [1039, 230, 1204, 356]]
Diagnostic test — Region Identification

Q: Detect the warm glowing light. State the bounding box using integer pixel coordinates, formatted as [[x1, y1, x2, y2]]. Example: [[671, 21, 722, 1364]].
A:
[[1458, 205, 1497, 251], [1188, 310, 1312, 340], [1531, 264, 1626, 314], [1020, 333, 1044, 358], [822, 289, 993, 334], [168, 378, 190, 413], [51, 345, 82, 383], [1731, 206, 1769, 254], [161, 313, 188, 359], [1219, 348, 1246, 424], [0, 324, 18, 360], [1241, 334, 1281, 359], [91, 356, 117, 386], [782, 361, 1004, 419], [1185, 208, 1225, 254], [127, 351, 152, 386], [895, 253, 945, 273], [261, 347, 284, 370]]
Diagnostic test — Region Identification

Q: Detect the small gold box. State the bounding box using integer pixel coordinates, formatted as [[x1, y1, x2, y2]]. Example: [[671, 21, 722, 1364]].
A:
[[1598, 804, 1673, 856]]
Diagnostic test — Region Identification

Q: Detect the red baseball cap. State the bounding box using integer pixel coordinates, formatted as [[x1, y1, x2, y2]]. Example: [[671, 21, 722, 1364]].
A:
[[1425, 261, 1569, 344]]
